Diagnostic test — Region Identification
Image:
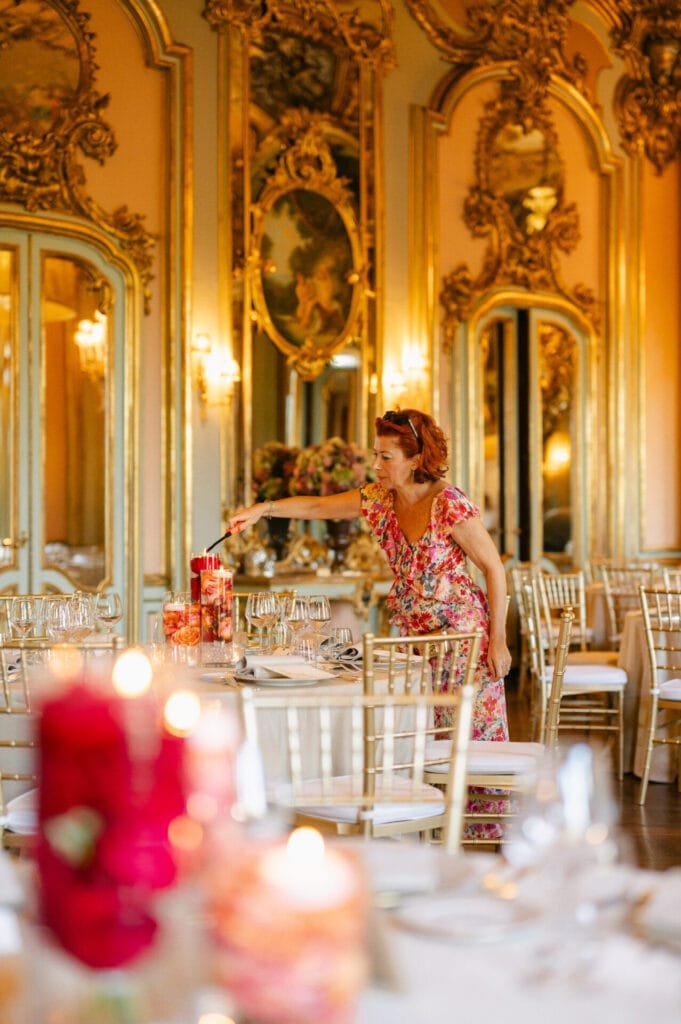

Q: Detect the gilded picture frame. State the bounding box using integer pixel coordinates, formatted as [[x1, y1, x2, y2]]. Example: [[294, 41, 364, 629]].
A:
[[250, 121, 363, 381]]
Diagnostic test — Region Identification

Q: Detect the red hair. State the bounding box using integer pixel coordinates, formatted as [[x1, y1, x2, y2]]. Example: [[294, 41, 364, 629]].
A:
[[375, 409, 449, 482]]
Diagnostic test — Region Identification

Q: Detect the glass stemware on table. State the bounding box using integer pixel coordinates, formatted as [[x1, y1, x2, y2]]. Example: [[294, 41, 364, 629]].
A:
[[9, 596, 41, 639], [246, 593, 281, 653], [93, 591, 123, 636]]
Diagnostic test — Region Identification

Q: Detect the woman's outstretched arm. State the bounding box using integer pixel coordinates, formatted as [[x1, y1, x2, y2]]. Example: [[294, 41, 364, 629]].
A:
[[227, 489, 363, 535]]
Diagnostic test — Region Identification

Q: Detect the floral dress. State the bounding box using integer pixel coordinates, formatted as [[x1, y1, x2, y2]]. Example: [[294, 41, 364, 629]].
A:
[[360, 482, 509, 837]]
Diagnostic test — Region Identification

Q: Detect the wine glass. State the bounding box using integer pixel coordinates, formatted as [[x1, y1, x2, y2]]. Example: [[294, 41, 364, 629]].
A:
[[9, 596, 39, 639], [94, 591, 123, 636], [43, 596, 70, 642], [284, 596, 310, 654], [307, 595, 331, 663], [251, 593, 280, 653]]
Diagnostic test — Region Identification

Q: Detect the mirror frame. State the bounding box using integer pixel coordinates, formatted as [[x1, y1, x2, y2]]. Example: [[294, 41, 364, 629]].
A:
[[250, 123, 363, 381], [205, 1, 394, 502]]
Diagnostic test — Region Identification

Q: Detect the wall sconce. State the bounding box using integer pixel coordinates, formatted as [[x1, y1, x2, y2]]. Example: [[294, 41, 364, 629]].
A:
[[74, 310, 107, 382], [192, 333, 241, 416]]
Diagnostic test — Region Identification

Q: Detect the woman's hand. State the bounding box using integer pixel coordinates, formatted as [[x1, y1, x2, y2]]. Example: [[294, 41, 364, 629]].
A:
[[228, 503, 266, 535], [488, 635, 512, 680]]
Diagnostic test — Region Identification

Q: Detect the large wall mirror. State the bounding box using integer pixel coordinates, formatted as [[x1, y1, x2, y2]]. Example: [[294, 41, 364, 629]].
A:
[[208, 0, 394, 498]]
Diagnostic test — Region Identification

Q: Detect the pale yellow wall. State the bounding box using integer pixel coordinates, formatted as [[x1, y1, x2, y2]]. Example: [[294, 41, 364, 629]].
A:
[[641, 164, 681, 551]]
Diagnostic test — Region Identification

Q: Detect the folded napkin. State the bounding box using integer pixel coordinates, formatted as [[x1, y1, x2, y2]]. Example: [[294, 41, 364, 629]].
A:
[[234, 656, 335, 682], [0, 788, 37, 836], [319, 634, 360, 667]]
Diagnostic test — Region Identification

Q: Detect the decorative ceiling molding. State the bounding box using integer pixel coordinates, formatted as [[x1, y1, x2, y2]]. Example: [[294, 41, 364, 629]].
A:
[[203, 0, 396, 70], [0, 0, 155, 310], [404, 0, 588, 97], [612, 2, 681, 174]]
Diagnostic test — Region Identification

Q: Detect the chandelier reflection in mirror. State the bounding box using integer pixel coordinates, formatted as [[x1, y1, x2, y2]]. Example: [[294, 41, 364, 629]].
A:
[[74, 311, 107, 382]]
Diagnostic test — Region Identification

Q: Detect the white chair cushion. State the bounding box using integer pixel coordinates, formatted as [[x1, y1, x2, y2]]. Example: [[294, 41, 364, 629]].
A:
[[425, 740, 544, 775], [0, 788, 37, 836], [542, 663, 627, 691], [294, 775, 446, 825], [659, 678, 681, 701]]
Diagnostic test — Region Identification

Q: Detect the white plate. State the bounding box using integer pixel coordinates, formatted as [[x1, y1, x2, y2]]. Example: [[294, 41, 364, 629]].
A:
[[391, 891, 540, 944], [234, 673, 328, 688]]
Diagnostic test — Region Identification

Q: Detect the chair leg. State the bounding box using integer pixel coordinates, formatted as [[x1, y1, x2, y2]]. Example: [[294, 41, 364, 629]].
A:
[[638, 701, 657, 805], [616, 692, 624, 781]]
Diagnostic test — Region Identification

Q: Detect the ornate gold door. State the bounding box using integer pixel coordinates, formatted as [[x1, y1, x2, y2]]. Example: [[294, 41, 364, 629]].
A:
[[0, 231, 128, 600]]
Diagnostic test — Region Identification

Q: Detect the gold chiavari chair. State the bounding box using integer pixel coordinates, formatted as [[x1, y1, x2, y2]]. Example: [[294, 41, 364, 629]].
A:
[[538, 570, 619, 667], [662, 566, 681, 590], [522, 580, 627, 777], [0, 647, 37, 854], [637, 586, 681, 805], [599, 565, 657, 648], [508, 561, 542, 694], [239, 687, 475, 853]]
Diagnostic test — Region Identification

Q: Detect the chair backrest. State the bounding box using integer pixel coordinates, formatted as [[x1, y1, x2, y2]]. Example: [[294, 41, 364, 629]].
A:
[[0, 648, 37, 837], [361, 629, 482, 696], [601, 566, 656, 644], [0, 636, 125, 697], [239, 686, 475, 853], [639, 587, 681, 695], [662, 567, 681, 591], [538, 570, 588, 652], [544, 608, 575, 747]]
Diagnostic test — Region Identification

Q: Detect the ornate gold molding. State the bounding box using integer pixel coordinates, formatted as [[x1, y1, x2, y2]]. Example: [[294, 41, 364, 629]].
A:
[[439, 76, 598, 346], [404, 0, 588, 97], [248, 112, 364, 380], [0, 0, 155, 309], [612, 2, 681, 174], [203, 0, 395, 70]]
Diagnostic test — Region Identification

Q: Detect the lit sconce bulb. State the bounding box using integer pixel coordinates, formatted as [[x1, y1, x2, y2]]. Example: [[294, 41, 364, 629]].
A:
[[112, 647, 153, 698]]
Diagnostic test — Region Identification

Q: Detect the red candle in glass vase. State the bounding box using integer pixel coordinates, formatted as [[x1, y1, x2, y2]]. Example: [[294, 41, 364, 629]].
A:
[[190, 551, 223, 601]]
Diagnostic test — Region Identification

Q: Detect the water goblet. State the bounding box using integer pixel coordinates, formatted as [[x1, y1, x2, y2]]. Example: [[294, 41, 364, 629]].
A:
[[94, 591, 123, 636], [330, 625, 354, 658], [65, 592, 95, 642]]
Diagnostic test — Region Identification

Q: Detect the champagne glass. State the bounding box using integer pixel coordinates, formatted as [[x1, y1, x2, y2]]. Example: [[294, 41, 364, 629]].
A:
[[9, 596, 39, 639], [94, 591, 123, 636]]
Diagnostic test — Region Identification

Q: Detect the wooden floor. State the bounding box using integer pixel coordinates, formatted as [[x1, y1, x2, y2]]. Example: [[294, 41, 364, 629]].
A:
[[506, 678, 681, 872]]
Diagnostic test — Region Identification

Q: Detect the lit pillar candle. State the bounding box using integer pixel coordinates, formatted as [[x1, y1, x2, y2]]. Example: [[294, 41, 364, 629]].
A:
[[208, 827, 367, 1024]]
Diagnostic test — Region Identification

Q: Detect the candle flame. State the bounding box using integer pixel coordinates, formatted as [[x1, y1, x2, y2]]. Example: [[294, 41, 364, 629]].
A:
[[112, 647, 152, 697], [286, 826, 325, 866], [164, 688, 201, 735]]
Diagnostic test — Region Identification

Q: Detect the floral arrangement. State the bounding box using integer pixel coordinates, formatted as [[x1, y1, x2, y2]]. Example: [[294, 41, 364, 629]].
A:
[[290, 437, 374, 497], [252, 441, 300, 502]]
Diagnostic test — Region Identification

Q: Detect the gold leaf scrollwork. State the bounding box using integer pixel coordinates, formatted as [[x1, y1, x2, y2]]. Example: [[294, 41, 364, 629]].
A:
[[612, 3, 681, 174], [203, 0, 395, 70], [0, 0, 155, 310], [404, 0, 588, 100], [440, 75, 597, 344], [249, 112, 365, 381]]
